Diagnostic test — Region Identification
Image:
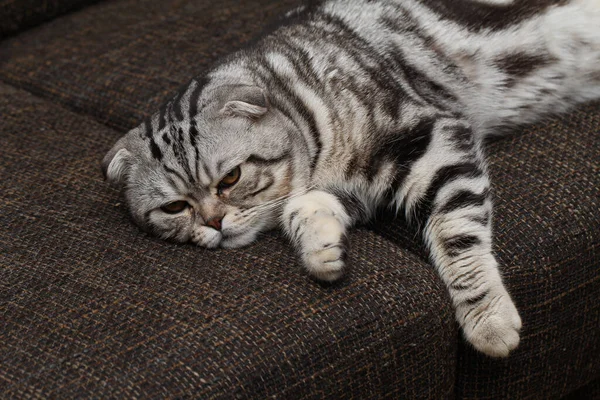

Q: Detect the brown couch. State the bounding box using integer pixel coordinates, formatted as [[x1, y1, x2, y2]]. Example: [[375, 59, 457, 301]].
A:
[[1, 1, 599, 398]]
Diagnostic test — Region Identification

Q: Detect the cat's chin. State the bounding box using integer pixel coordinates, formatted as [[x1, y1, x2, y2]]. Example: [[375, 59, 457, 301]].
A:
[[219, 218, 277, 248], [191, 224, 264, 249], [220, 230, 259, 249]]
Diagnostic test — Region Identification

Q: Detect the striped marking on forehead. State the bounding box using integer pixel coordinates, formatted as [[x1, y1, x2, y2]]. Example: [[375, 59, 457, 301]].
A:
[[145, 77, 213, 190], [160, 154, 213, 192], [155, 77, 210, 134], [196, 159, 215, 188], [143, 119, 163, 161]]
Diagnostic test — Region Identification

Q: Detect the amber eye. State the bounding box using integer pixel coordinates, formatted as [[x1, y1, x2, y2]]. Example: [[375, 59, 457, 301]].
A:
[[160, 200, 189, 214], [218, 166, 241, 190]]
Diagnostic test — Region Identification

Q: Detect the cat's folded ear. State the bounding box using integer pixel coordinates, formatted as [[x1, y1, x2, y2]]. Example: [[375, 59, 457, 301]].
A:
[[101, 136, 132, 186], [219, 85, 269, 119]]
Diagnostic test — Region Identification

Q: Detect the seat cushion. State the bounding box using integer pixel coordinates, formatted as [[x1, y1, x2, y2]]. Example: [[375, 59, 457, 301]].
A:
[[0, 0, 101, 39], [0, 0, 303, 131], [1, 0, 599, 397], [0, 83, 456, 398], [563, 377, 600, 400], [454, 103, 600, 399], [373, 104, 600, 399]]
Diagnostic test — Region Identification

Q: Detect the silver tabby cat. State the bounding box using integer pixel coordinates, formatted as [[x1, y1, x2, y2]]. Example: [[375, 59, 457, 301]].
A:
[[102, 0, 600, 357]]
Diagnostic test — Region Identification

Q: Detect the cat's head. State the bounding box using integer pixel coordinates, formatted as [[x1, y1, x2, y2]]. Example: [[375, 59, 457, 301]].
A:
[[102, 80, 308, 248]]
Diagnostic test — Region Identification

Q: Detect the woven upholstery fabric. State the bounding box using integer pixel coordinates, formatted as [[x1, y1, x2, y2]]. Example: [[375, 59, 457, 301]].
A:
[[0, 0, 303, 132], [459, 105, 600, 399], [564, 377, 600, 400], [458, 105, 600, 399], [0, 0, 101, 39], [375, 104, 600, 399], [1, 0, 599, 397], [0, 84, 457, 398]]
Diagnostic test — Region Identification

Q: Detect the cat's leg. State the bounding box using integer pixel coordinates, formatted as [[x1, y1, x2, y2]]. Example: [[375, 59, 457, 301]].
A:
[[282, 190, 351, 282], [406, 120, 522, 357], [425, 198, 522, 357]]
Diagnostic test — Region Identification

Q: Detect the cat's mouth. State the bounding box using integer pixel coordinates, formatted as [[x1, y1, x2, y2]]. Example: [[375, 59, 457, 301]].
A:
[[192, 215, 272, 249], [190, 226, 256, 249]]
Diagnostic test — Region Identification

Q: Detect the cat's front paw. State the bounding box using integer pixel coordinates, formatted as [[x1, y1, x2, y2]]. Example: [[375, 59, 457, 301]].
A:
[[461, 289, 522, 357], [301, 214, 348, 282], [303, 236, 348, 282], [283, 190, 351, 283]]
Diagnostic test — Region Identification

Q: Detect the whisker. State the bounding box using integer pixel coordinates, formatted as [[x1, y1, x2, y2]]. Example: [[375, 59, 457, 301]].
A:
[[239, 186, 315, 216]]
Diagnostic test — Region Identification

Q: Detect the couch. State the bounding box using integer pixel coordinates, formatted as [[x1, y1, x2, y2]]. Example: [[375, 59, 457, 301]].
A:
[[1, 0, 598, 398]]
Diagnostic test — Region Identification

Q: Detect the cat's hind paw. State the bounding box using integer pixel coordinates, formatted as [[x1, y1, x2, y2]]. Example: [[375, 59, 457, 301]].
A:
[[461, 290, 522, 357]]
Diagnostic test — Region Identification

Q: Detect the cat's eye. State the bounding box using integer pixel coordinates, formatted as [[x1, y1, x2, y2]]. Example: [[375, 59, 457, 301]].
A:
[[160, 200, 189, 214], [218, 166, 241, 190]]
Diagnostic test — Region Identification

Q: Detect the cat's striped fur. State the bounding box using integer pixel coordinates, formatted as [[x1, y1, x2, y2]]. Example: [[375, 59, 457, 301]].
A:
[[103, 0, 600, 357]]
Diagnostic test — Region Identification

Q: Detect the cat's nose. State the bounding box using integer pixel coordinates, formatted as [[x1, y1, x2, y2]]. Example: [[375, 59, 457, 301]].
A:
[[205, 216, 223, 231]]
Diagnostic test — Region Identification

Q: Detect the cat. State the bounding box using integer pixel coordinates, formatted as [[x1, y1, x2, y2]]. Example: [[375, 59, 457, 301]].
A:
[[102, 0, 600, 357]]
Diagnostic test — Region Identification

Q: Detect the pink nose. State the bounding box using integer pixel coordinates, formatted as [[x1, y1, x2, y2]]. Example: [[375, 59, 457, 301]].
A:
[[206, 217, 223, 231]]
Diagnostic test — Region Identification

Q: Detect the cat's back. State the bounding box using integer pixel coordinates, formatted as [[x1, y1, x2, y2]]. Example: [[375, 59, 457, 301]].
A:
[[405, 0, 572, 29], [318, 0, 599, 39]]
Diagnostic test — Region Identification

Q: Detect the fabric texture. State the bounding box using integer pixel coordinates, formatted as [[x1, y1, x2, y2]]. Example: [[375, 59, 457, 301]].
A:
[[0, 0, 599, 398], [371, 103, 600, 399], [456, 104, 600, 399], [0, 84, 456, 398], [0, 0, 303, 132], [0, 0, 101, 39], [564, 377, 600, 400]]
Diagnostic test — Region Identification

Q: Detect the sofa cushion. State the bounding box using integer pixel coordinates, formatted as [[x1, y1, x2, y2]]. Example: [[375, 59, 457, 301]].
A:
[[0, 83, 457, 398], [564, 377, 600, 400], [373, 103, 600, 399], [1, 0, 599, 397], [454, 104, 600, 399], [0, 0, 101, 39], [0, 0, 302, 131]]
